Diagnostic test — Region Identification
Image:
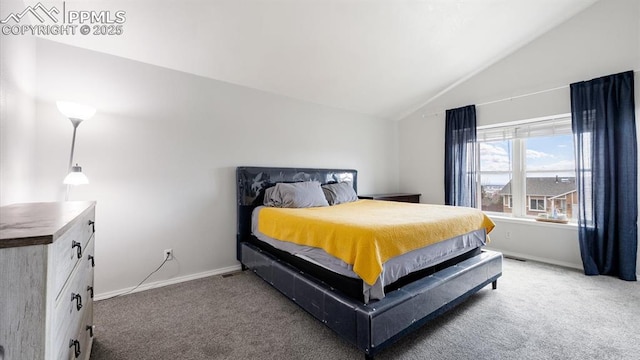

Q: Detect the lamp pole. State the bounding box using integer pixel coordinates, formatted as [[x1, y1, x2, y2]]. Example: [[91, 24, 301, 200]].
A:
[[65, 118, 84, 201], [57, 101, 94, 200], [67, 118, 83, 172]]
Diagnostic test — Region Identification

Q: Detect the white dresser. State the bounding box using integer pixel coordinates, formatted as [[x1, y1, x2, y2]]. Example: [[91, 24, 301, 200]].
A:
[[0, 201, 96, 360]]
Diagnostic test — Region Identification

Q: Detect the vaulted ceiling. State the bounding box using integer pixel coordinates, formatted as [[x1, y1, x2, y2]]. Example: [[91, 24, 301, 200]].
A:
[[34, 0, 599, 120]]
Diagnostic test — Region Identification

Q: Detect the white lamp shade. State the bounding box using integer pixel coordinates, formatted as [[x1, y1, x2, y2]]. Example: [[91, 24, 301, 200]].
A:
[[57, 101, 96, 120], [64, 164, 89, 185]]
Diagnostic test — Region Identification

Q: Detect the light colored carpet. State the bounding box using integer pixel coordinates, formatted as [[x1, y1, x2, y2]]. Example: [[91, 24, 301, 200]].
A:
[[90, 259, 640, 360]]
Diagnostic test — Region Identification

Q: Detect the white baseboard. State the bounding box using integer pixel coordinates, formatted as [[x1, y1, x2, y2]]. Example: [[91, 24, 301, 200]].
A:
[[489, 248, 640, 279], [94, 264, 243, 301], [485, 247, 583, 270]]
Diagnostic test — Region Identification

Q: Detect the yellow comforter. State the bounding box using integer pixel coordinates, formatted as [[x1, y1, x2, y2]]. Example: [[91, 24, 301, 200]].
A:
[[257, 200, 495, 286]]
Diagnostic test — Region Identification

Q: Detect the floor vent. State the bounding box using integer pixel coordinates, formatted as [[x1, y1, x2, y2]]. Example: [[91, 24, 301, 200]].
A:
[[222, 271, 243, 278], [504, 256, 527, 262]]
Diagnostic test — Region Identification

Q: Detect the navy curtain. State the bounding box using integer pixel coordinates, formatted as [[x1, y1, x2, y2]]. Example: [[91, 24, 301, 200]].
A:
[[570, 70, 637, 281], [444, 105, 477, 207]]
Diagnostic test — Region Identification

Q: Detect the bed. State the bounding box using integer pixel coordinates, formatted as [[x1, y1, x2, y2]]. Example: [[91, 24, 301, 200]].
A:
[[236, 166, 503, 359]]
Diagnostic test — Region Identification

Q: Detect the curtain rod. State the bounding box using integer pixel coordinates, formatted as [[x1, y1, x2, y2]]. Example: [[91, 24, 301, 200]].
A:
[[421, 69, 640, 119], [475, 85, 567, 107]]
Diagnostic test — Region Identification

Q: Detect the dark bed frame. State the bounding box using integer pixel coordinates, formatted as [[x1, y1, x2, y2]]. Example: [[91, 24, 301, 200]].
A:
[[236, 166, 503, 359]]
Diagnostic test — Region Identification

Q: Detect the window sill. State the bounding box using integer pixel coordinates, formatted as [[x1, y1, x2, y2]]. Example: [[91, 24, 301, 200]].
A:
[[488, 214, 578, 230]]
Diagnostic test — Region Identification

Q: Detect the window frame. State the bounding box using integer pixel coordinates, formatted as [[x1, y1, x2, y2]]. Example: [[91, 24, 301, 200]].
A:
[[476, 114, 574, 220], [503, 196, 512, 208], [529, 197, 546, 212]]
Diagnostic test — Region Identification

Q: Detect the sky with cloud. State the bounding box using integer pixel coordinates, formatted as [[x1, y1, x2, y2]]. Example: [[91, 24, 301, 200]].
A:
[[480, 134, 575, 185]]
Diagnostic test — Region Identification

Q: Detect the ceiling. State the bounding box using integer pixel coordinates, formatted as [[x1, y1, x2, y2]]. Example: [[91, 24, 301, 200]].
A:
[[33, 0, 599, 120]]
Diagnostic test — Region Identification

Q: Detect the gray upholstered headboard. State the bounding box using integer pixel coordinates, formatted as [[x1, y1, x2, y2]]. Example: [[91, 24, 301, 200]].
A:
[[235, 166, 357, 260]]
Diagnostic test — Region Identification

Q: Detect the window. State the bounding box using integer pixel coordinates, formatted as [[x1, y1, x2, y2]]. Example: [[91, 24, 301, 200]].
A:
[[477, 115, 577, 220], [529, 198, 545, 211], [503, 196, 512, 208]]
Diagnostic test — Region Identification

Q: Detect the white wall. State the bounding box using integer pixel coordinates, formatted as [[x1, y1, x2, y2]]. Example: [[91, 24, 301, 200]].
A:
[[30, 39, 398, 296], [3, 0, 637, 297], [398, 0, 640, 271], [0, 0, 38, 205]]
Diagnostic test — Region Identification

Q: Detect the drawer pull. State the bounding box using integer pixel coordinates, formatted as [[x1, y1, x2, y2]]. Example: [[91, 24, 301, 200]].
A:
[[69, 339, 81, 358], [72, 241, 83, 259], [87, 285, 94, 298], [88, 254, 95, 267], [88, 219, 95, 232], [71, 293, 83, 311], [86, 325, 94, 338]]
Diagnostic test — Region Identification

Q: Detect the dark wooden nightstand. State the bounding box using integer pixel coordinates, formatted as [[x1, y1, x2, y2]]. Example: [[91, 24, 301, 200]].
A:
[[358, 193, 421, 203]]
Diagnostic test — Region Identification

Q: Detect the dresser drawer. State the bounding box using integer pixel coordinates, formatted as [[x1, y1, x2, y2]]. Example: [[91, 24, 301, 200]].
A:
[[59, 299, 94, 360], [52, 236, 95, 359], [52, 208, 96, 300], [78, 298, 95, 360]]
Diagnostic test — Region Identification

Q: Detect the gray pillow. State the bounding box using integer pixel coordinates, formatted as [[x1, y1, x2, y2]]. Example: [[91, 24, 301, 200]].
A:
[[322, 182, 358, 205], [264, 181, 329, 208], [263, 186, 278, 207]]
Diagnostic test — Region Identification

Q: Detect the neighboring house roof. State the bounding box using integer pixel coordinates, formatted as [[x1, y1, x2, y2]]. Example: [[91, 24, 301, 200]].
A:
[[499, 177, 576, 197]]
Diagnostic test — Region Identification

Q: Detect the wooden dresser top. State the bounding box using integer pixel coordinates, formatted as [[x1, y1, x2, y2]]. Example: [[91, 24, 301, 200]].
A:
[[0, 201, 96, 249]]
